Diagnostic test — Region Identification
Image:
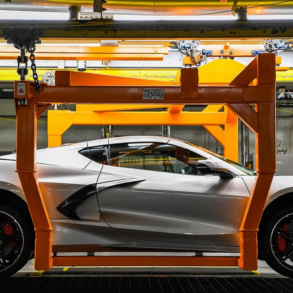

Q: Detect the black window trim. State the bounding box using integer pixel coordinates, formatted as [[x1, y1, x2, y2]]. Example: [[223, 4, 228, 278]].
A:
[[79, 145, 109, 165]]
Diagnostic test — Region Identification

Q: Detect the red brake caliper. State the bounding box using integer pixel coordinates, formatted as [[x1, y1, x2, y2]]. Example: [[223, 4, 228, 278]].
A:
[[3, 221, 18, 250], [277, 223, 289, 252]]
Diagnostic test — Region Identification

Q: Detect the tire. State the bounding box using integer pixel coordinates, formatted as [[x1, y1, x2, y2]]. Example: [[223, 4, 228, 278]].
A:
[[263, 207, 293, 278], [0, 205, 32, 278]]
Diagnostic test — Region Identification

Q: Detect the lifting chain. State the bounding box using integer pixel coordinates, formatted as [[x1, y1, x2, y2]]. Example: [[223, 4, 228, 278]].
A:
[[28, 46, 41, 93], [186, 43, 197, 64], [185, 43, 207, 67], [198, 50, 207, 64], [3, 23, 42, 93]]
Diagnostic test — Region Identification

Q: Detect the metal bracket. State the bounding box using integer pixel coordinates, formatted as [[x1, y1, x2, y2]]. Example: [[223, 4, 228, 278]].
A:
[[17, 48, 28, 81], [94, 0, 107, 18], [235, 7, 247, 21], [231, 0, 238, 15], [264, 39, 289, 53]]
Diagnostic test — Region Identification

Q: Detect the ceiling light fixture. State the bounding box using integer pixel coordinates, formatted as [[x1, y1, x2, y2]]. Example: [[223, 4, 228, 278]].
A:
[[0, 10, 69, 20], [113, 14, 293, 21], [1, 10, 293, 21]]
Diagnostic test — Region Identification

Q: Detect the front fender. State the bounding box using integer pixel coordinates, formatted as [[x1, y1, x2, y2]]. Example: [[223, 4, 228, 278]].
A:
[[242, 175, 293, 207]]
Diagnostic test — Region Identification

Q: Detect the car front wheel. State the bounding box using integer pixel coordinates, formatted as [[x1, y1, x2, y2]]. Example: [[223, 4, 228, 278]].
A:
[[0, 205, 32, 278], [263, 207, 293, 278]]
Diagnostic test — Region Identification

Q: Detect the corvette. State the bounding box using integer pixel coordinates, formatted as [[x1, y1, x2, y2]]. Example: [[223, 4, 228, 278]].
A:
[[1, 136, 293, 278]]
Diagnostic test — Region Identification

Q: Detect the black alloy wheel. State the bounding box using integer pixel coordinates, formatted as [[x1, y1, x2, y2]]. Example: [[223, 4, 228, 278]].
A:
[[0, 205, 32, 278], [263, 207, 293, 278]]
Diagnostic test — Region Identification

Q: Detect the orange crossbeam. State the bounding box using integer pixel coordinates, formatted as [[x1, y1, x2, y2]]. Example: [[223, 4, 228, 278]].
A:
[[0, 53, 165, 61], [53, 256, 238, 267], [56, 71, 178, 86], [0, 45, 169, 55], [29, 85, 273, 104]]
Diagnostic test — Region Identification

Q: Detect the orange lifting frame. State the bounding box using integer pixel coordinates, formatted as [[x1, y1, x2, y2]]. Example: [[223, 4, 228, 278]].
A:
[[14, 53, 276, 271]]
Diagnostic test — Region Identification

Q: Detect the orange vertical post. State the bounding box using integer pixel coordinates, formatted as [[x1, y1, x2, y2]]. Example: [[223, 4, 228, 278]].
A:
[[15, 92, 53, 271], [238, 54, 276, 270]]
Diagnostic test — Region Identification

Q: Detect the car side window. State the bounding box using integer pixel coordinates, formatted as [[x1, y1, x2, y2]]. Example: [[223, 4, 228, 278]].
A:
[[108, 142, 206, 175], [79, 146, 108, 165]]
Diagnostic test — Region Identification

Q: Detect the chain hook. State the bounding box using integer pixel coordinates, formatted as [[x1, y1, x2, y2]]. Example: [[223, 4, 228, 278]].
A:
[[28, 45, 41, 93]]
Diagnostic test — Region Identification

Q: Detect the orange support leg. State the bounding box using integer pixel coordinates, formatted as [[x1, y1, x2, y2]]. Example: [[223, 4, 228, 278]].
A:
[[16, 99, 53, 271], [237, 55, 276, 270]]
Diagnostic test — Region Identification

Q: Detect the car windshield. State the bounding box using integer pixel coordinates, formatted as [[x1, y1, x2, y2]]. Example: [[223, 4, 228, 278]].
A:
[[184, 142, 255, 176]]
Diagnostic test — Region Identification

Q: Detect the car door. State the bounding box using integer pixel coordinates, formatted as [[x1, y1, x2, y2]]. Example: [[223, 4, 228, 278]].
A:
[[97, 138, 250, 251]]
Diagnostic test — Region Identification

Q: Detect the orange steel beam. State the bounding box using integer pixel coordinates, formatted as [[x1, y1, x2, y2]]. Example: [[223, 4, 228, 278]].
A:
[[49, 111, 227, 126], [14, 54, 276, 271], [76, 104, 170, 112], [53, 256, 238, 267], [16, 100, 53, 270], [28, 85, 273, 104], [229, 58, 257, 86], [0, 45, 169, 55], [0, 53, 165, 61], [47, 110, 228, 150], [228, 104, 258, 133], [56, 71, 178, 86], [202, 105, 238, 162], [168, 105, 184, 113]]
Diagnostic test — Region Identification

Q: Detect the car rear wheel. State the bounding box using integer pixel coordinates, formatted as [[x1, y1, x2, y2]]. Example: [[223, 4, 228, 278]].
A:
[[0, 205, 32, 278], [263, 207, 293, 278]]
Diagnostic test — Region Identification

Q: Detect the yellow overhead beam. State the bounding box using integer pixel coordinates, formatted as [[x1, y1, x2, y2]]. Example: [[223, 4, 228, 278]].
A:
[[276, 70, 293, 82]]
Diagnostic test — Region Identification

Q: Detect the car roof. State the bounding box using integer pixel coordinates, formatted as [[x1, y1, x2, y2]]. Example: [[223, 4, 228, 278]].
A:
[[87, 136, 173, 147]]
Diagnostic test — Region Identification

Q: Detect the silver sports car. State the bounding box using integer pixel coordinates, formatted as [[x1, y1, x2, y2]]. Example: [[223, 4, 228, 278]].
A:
[[1, 136, 293, 278]]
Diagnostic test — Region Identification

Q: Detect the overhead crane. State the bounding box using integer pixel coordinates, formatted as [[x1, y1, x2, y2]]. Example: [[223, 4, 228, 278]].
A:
[[13, 53, 276, 272]]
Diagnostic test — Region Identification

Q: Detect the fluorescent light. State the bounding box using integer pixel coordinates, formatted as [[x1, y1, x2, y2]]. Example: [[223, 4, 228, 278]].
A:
[[248, 15, 293, 20], [0, 10, 69, 20], [114, 14, 293, 21], [114, 15, 237, 21]]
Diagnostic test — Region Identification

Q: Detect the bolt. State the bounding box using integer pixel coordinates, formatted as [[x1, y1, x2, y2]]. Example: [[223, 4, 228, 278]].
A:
[[220, 50, 224, 54], [229, 51, 233, 55]]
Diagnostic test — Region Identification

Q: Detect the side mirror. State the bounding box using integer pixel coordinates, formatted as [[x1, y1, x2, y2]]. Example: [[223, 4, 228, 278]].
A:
[[196, 160, 235, 179]]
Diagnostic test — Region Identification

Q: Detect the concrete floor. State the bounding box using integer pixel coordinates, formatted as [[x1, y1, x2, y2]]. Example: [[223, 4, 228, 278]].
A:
[[15, 259, 281, 278]]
